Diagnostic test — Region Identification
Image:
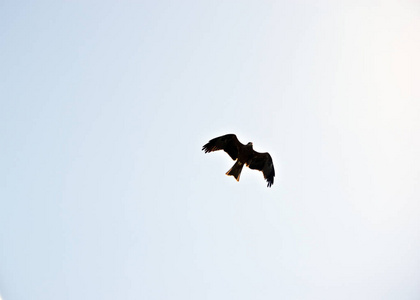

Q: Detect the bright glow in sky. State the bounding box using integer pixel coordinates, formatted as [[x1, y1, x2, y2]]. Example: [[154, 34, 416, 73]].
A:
[[1, 1, 420, 299]]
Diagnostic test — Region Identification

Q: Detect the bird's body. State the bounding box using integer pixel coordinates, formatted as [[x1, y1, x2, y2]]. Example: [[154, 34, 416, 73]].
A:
[[202, 134, 275, 187]]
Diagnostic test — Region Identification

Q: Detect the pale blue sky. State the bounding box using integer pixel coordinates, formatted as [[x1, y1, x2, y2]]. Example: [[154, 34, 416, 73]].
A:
[[1, 1, 420, 299]]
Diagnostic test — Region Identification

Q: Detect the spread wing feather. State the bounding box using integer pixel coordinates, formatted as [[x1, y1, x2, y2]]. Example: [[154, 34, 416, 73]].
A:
[[202, 134, 244, 160], [248, 151, 275, 187]]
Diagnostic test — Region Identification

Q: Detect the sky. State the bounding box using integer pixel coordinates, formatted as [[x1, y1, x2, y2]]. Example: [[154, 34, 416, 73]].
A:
[[1, 1, 420, 299]]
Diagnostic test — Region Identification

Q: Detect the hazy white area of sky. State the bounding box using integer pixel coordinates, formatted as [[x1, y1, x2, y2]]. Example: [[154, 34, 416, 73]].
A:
[[1, 1, 419, 299]]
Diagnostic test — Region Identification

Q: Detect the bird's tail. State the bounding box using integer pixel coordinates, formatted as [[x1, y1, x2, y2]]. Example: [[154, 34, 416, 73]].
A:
[[226, 161, 244, 182]]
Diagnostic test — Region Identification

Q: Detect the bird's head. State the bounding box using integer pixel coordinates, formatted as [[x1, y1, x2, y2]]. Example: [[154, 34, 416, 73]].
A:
[[247, 142, 253, 148]]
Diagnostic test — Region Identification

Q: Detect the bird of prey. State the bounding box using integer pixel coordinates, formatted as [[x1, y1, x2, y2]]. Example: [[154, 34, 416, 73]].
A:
[[202, 134, 275, 187]]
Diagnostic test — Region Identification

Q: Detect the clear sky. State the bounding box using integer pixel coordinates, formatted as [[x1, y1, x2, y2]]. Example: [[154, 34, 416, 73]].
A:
[[1, 1, 420, 299]]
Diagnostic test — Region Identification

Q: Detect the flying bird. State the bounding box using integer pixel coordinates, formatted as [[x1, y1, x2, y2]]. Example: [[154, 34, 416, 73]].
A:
[[202, 134, 275, 187]]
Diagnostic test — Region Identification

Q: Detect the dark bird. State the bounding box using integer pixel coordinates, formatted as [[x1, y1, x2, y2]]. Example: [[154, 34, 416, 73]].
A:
[[202, 134, 275, 187]]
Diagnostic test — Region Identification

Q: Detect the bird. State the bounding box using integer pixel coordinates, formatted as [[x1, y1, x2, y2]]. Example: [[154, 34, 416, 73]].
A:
[[202, 134, 275, 187]]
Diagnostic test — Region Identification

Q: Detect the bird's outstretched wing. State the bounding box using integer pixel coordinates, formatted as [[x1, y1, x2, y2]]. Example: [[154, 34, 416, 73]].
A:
[[202, 134, 244, 160], [247, 151, 275, 187]]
